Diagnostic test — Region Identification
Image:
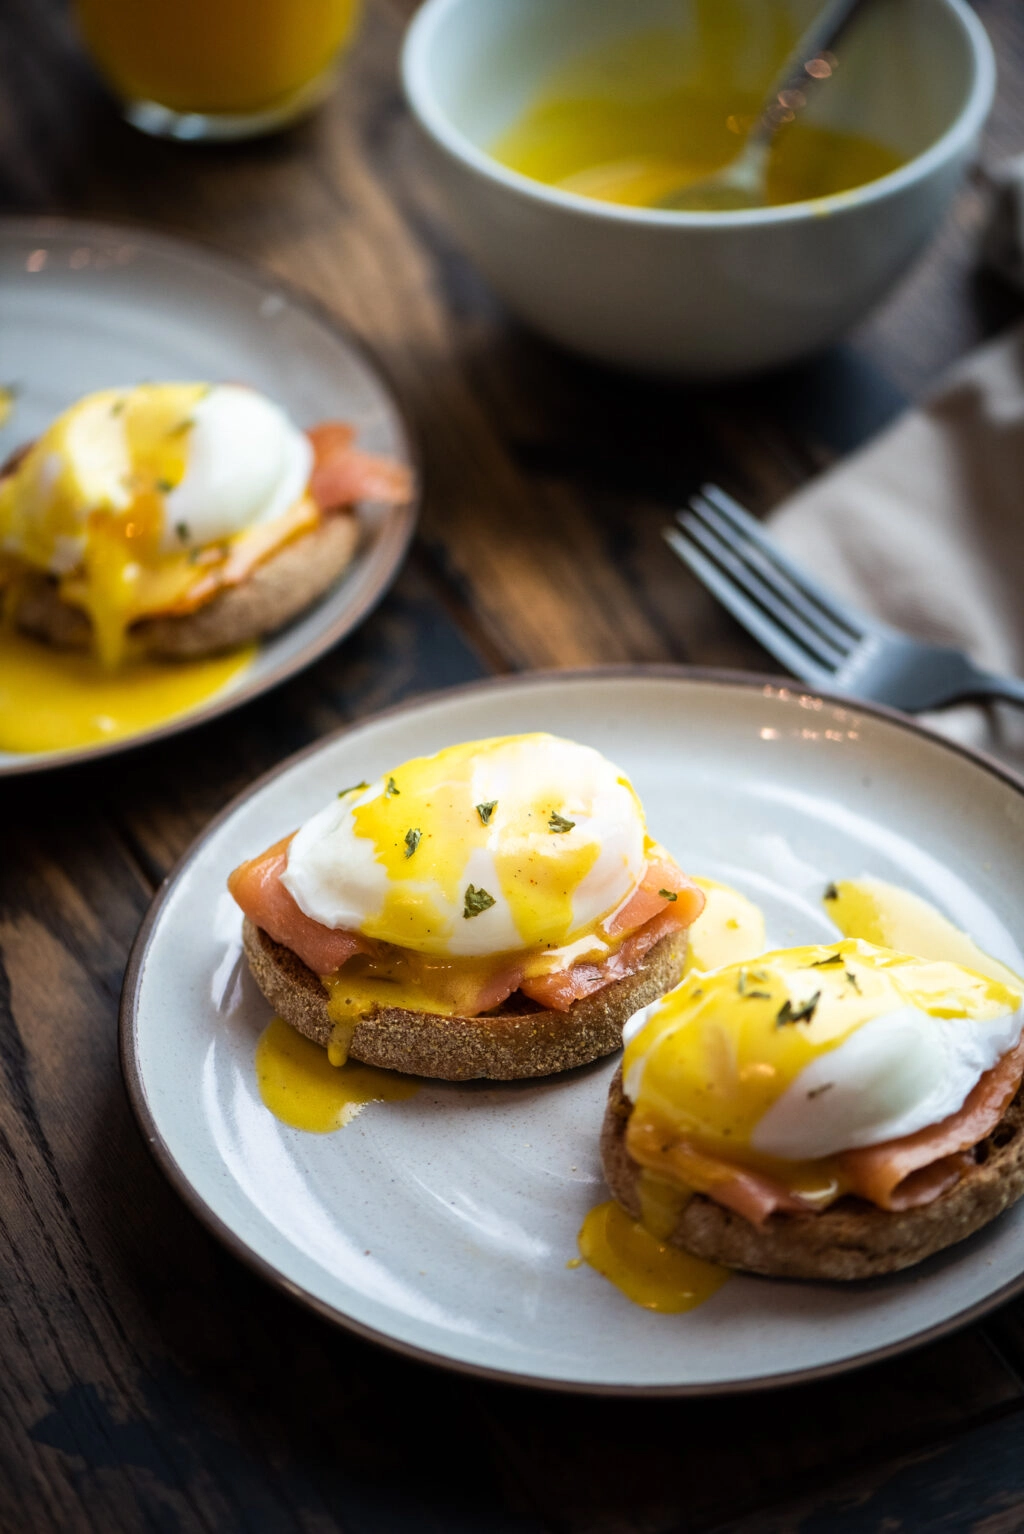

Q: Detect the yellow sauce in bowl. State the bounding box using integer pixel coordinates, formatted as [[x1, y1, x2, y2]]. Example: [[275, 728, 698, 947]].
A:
[[493, 3, 903, 211]]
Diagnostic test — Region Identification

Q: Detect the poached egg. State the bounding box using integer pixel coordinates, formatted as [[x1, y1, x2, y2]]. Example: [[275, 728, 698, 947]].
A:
[[282, 733, 650, 961], [623, 939, 1024, 1165], [0, 382, 314, 666]]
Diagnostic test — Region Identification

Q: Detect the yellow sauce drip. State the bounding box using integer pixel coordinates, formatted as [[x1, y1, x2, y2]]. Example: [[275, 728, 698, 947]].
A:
[[577, 1200, 728, 1312], [327, 1015, 359, 1069], [637, 1169, 691, 1239], [686, 877, 767, 973], [256, 1015, 418, 1133], [322, 947, 524, 1029], [825, 877, 1022, 989], [0, 628, 254, 754], [493, 7, 903, 211]]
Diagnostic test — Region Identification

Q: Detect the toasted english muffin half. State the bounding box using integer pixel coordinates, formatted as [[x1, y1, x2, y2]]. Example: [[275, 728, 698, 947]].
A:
[[242, 917, 689, 1081], [9, 510, 359, 660], [601, 1068, 1024, 1280]]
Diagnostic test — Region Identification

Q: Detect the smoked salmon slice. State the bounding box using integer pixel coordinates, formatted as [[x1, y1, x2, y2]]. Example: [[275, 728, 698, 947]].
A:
[[604, 855, 705, 937], [625, 1116, 817, 1227], [840, 1034, 1024, 1210], [308, 421, 413, 510], [229, 839, 701, 1017], [520, 906, 687, 1011], [228, 836, 375, 975]]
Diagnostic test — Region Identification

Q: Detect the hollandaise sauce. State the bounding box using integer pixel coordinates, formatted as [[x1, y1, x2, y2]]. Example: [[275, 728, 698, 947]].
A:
[[493, 5, 904, 212], [578, 1199, 728, 1313], [0, 629, 254, 754], [687, 877, 767, 973], [825, 877, 1022, 989], [256, 1015, 418, 1133]]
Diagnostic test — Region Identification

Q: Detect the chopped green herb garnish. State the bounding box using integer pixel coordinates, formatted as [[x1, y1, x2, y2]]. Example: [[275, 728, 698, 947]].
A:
[[811, 952, 844, 968], [845, 970, 861, 993], [807, 1082, 834, 1100], [463, 884, 496, 919], [736, 967, 771, 1001], [174, 520, 190, 542], [337, 780, 369, 799], [548, 812, 575, 833], [168, 417, 194, 437], [404, 828, 421, 858], [158, 479, 175, 495], [659, 889, 678, 901], [776, 991, 821, 1027], [386, 777, 400, 796], [110, 398, 125, 416], [823, 882, 839, 902], [476, 801, 497, 826]]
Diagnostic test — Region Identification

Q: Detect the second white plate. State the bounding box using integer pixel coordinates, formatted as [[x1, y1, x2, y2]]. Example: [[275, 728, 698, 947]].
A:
[[0, 217, 418, 776], [121, 670, 1024, 1393]]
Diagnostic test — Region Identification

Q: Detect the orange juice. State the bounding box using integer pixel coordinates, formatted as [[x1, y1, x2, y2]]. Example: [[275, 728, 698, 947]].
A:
[[74, 0, 360, 122]]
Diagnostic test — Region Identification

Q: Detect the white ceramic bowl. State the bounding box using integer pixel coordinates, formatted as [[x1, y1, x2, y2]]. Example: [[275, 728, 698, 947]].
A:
[[402, 0, 995, 378]]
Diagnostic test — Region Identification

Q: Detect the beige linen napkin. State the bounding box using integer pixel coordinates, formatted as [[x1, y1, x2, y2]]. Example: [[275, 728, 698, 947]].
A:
[[769, 324, 1024, 770]]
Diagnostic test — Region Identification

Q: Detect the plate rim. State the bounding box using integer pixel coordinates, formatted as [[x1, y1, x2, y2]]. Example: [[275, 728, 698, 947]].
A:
[[0, 212, 422, 779], [119, 664, 1024, 1396]]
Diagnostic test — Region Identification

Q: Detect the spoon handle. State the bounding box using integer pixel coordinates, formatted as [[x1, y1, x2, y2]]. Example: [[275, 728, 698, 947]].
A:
[[747, 0, 870, 154]]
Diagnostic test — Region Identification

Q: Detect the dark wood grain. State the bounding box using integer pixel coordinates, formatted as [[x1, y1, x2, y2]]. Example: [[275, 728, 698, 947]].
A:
[[718, 1405, 1024, 1534], [3, 1, 1024, 1530]]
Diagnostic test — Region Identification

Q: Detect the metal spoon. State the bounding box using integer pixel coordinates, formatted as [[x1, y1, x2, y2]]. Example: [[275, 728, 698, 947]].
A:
[[657, 0, 871, 213]]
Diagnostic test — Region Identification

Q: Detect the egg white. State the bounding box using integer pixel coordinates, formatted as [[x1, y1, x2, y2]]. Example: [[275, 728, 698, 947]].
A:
[[751, 1004, 1023, 1159], [622, 986, 1023, 1161], [161, 385, 312, 553], [282, 737, 648, 958]]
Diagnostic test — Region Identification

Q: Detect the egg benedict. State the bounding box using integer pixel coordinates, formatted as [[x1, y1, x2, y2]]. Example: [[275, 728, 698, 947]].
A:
[[0, 382, 411, 670], [229, 733, 706, 1080], [602, 940, 1024, 1278]]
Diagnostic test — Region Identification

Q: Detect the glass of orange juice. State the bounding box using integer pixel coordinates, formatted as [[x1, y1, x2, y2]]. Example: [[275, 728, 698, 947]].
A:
[[73, 0, 361, 141]]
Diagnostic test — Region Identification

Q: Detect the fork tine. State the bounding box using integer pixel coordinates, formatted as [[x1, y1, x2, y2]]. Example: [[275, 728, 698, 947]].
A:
[[681, 510, 846, 669], [699, 484, 883, 641], [662, 527, 832, 686], [686, 493, 857, 656]]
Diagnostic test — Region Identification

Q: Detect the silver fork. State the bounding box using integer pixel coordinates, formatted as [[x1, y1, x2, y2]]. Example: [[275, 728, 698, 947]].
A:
[[665, 484, 1024, 711]]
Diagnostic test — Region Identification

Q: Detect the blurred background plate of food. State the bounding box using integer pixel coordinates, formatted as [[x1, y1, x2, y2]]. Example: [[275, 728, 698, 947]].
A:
[[0, 217, 418, 778], [402, 0, 995, 376]]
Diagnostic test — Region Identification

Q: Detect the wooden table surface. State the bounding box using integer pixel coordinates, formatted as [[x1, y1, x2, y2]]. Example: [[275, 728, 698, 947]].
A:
[[4, 2, 1024, 1529]]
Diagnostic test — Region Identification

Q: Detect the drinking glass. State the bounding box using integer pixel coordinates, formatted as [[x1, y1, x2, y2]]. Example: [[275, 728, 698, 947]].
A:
[[74, 0, 361, 141]]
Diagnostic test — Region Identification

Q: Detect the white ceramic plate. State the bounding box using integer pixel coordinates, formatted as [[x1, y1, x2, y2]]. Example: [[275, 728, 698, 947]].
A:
[[0, 216, 418, 777], [121, 670, 1024, 1394]]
